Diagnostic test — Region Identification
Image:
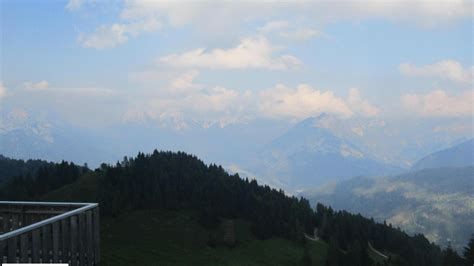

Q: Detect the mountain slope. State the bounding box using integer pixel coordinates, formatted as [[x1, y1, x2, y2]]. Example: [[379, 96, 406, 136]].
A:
[[252, 115, 401, 190], [412, 138, 474, 170], [101, 209, 328, 266], [306, 167, 474, 252], [3, 150, 456, 265]]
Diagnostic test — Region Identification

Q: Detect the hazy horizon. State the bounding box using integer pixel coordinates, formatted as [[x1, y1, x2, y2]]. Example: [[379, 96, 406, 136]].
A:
[[1, 1, 473, 175]]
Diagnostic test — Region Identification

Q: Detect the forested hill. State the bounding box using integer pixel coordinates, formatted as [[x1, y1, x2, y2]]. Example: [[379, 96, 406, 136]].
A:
[[0, 151, 472, 265], [412, 138, 474, 170], [306, 166, 474, 252], [0, 155, 53, 183]]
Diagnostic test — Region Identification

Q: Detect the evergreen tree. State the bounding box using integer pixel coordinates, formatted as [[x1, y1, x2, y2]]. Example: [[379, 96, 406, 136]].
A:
[[464, 235, 474, 266], [442, 243, 463, 266]]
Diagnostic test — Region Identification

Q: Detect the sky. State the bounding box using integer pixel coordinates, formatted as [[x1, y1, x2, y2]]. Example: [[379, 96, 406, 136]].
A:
[[0, 0, 473, 130]]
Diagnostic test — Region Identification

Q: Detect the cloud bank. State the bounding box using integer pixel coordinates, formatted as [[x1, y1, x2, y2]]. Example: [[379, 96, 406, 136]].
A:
[[157, 36, 302, 70], [79, 19, 161, 49], [23, 80, 50, 91], [74, 0, 472, 49], [402, 90, 473, 117], [400, 60, 473, 84]]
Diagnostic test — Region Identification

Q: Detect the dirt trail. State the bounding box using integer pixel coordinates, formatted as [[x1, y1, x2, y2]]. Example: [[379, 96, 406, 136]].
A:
[[368, 241, 388, 260]]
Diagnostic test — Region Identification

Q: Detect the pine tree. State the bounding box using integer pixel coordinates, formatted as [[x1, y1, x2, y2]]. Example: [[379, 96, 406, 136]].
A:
[[442, 243, 463, 266], [464, 235, 474, 265]]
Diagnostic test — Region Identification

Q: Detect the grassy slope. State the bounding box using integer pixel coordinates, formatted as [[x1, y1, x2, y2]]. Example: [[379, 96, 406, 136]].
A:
[[42, 173, 391, 265], [41, 171, 100, 202], [101, 209, 327, 266]]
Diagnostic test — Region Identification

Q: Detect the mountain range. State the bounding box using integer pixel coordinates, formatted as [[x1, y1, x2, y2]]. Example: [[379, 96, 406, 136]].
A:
[[1, 108, 472, 191], [304, 142, 474, 252]]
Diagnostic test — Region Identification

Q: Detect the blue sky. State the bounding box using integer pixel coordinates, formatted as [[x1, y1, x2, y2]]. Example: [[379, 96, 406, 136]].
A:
[[1, 0, 472, 129]]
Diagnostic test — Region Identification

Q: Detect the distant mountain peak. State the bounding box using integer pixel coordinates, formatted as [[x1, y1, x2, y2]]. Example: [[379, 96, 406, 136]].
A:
[[254, 115, 400, 189], [0, 109, 54, 143], [295, 113, 340, 130]]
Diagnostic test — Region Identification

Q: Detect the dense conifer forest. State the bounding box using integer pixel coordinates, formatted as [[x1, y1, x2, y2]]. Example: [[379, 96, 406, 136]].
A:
[[0, 159, 87, 200], [0, 152, 472, 266], [0, 155, 52, 183]]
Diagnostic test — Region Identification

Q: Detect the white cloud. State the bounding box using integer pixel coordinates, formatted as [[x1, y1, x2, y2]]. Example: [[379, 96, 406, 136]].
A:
[[47, 87, 115, 96], [259, 84, 380, 120], [128, 85, 253, 129], [129, 69, 203, 93], [260, 20, 289, 32], [129, 69, 174, 83], [260, 20, 322, 42], [79, 19, 161, 49], [126, 73, 380, 126], [125, 70, 255, 128], [73, 0, 471, 49], [21, 80, 114, 96], [400, 60, 473, 84], [65, 0, 83, 11], [157, 36, 302, 70], [120, 0, 471, 28], [79, 24, 128, 49], [23, 80, 50, 90], [259, 84, 354, 119], [186, 86, 240, 113], [402, 90, 474, 117], [279, 28, 322, 41], [347, 88, 379, 117], [168, 70, 202, 92]]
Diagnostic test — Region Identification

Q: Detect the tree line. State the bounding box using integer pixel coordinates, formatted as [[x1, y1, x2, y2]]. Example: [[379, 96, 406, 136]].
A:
[[0, 159, 87, 200], [0, 155, 52, 183]]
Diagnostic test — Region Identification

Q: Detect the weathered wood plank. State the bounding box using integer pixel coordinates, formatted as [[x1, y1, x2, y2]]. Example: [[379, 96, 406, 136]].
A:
[[7, 236, 17, 262], [32, 229, 40, 262], [78, 213, 85, 265], [19, 206, 25, 229], [23, 212, 30, 228], [0, 239, 6, 263], [11, 214, 19, 231], [86, 210, 93, 265], [61, 219, 69, 263], [93, 207, 100, 264], [42, 224, 50, 263], [20, 233, 28, 263], [1, 214, 8, 233], [52, 221, 59, 262], [70, 215, 78, 266]]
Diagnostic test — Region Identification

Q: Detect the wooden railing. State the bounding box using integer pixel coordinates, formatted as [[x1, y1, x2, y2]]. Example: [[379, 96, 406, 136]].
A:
[[0, 201, 100, 265]]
